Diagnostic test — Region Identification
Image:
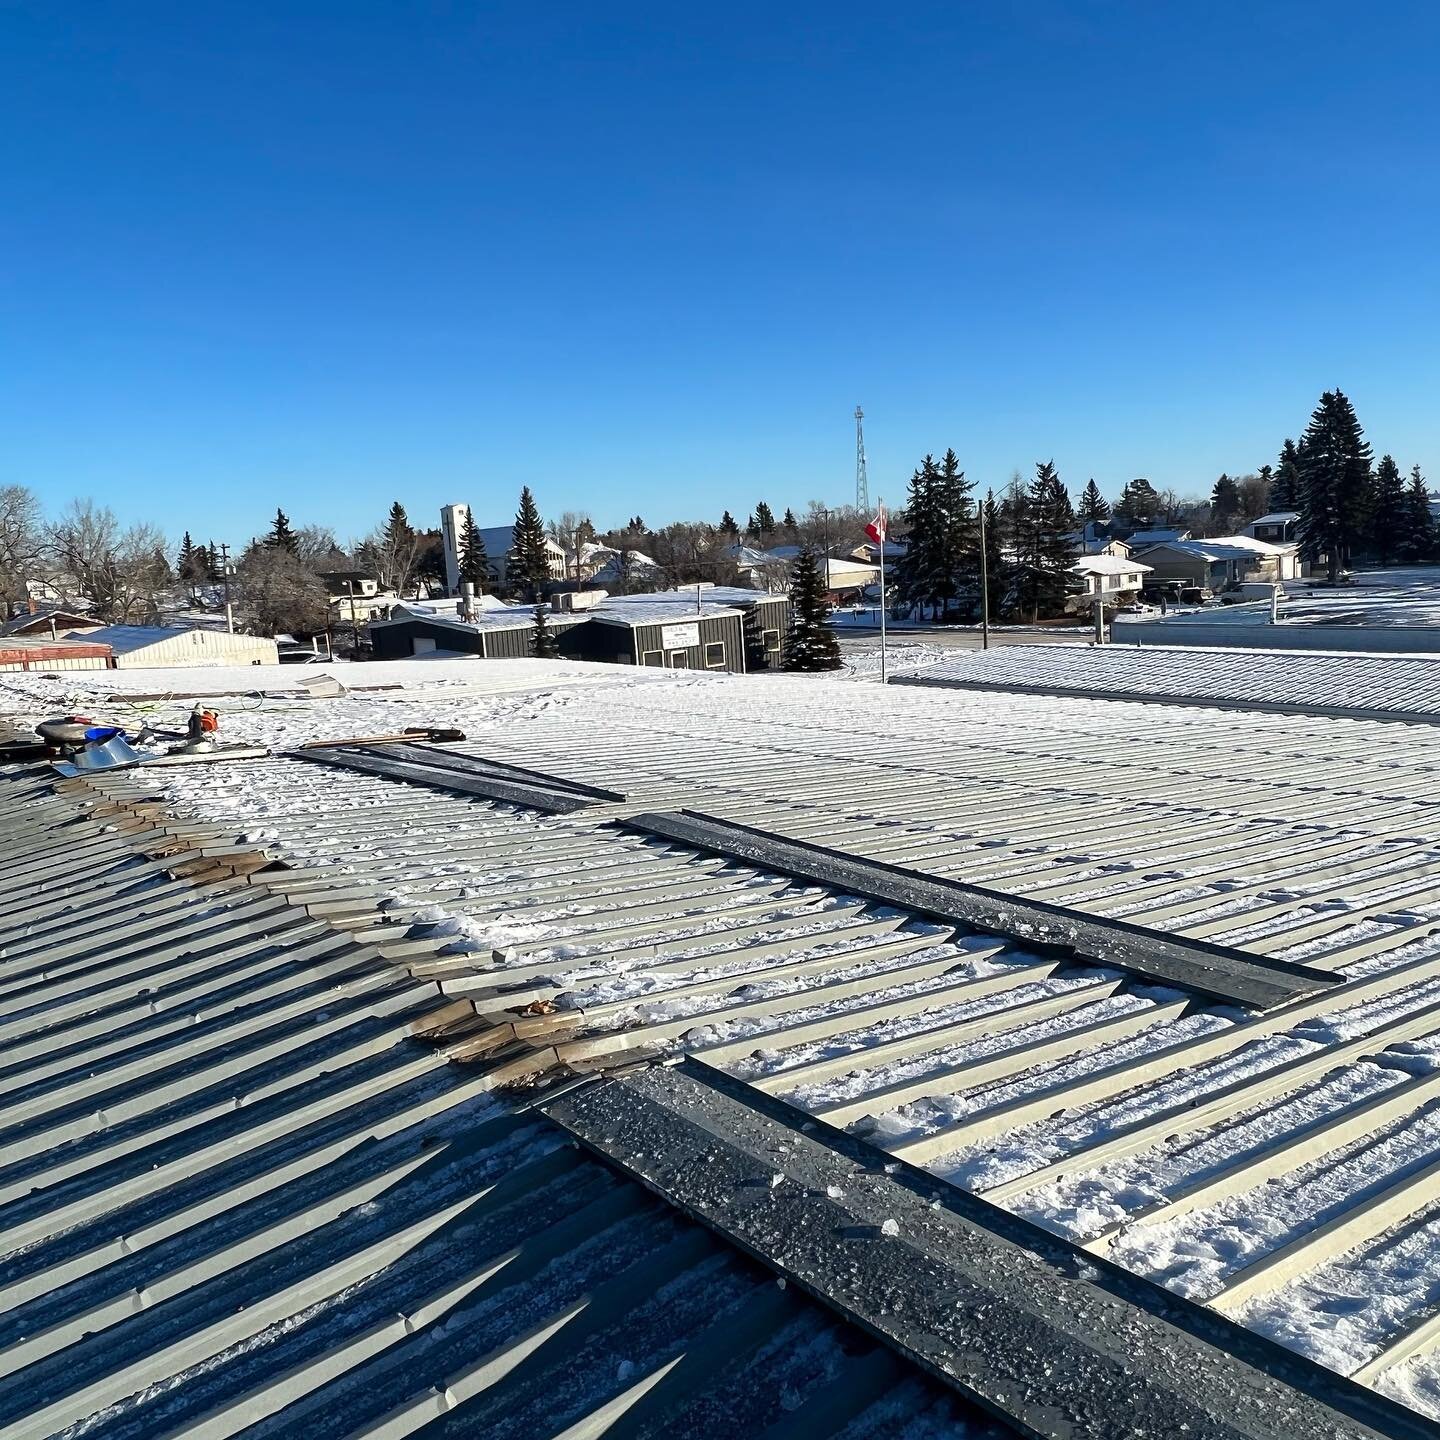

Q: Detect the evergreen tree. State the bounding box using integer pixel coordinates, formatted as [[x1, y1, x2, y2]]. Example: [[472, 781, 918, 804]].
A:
[[1114, 477, 1161, 525], [177, 531, 210, 593], [1399, 465, 1435, 564], [720, 510, 740, 537], [531, 604, 559, 658], [1013, 461, 1077, 621], [1077, 478, 1111, 523], [1210, 473, 1241, 531], [754, 501, 777, 539], [781, 507, 798, 537], [381, 501, 412, 552], [1370, 455, 1406, 566], [207, 541, 221, 577], [266, 508, 299, 554], [509, 486, 552, 600], [932, 448, 977, 617], [745, 511, 758, 535], [891, 455, 942, 618], [1272, 440, 1302, 510], [741, 602, 770, 671], [981, 488, 1004, 622], [459, 512, 492, 591], [785, 546, 842, 671], [1296, 390, 1373, 582]]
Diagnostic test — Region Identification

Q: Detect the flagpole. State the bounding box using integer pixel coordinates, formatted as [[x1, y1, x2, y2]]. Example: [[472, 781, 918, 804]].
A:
[[878, 496, 887, 685]]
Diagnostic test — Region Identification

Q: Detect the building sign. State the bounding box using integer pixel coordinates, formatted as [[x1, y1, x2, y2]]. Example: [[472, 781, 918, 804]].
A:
[[661, 621, 700, 649]]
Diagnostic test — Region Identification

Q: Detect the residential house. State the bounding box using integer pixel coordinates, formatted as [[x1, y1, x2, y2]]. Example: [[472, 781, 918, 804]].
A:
[[1244, 512, 1301, 544], [1069, 553, 1153, 599], [1130, 536, 1301, 590]]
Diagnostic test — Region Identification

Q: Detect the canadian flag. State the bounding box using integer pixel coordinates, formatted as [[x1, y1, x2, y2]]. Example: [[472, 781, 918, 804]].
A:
[[864, 503, 887, 546]]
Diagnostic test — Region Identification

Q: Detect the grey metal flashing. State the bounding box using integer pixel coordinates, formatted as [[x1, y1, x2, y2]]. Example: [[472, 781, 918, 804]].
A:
[[543, 1059, 1432, 1440], [895, 671, 1440, 728], [617, 809, 1336, 1009], [369, 742, 628, 802], [293, 746, 597, 814]]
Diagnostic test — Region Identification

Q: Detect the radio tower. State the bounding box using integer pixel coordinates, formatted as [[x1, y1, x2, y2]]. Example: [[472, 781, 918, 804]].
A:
[[854, 405, 869, 510]]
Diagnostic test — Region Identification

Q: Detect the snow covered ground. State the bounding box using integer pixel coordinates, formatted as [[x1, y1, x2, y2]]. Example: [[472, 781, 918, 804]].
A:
[[15, 653, 1440, 1415]]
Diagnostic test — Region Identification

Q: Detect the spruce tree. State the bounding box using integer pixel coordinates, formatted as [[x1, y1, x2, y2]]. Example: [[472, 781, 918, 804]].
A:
[[1014, 461, 1077, 620], [459, 512, 492, 591], [785, 546, 842, 671], [509, 486, 552, 600], [531, 604, 559, 658], [981, 488, 1004, 622], [720, 510, 740, 537], [1296, 390, 1373, 582], [266, 508, 299, 554], [1114, 478, 1161, 525], [1399, 465, 1435, 564], [1272, 440, 1302, 510], [933, 448, 977, 619], [891, 456, 942, 618], [782, 507, 798, 537], [745, 511, 758, 536], [1370, 455, 1406, 566], [742, 603, 770, 671], [1211, 474, 1241, 531], [207, 541, 221, 577], [1078, 478, 1111, 523], [176, 531, 195, 578], [754, 501, 777, 539]]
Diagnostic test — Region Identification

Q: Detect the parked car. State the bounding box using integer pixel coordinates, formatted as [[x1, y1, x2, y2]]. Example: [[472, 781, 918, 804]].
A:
[[1219, 581, 1285, 605], [1178, 586, 1211, 605]]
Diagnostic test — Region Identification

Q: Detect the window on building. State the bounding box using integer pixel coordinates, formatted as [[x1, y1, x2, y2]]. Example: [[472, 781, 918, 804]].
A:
[[762, 628, 780, 652], [640, 649, 663, 666], [704, 642, 725, 669], [670, 651, 689, 669]]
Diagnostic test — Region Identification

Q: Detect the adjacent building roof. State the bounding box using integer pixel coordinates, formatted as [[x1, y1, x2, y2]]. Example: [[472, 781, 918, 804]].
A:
[[1133, 535, 1294, 561], [1125, 527, 1191, 546], [1249, 511, 1301, 526], [1070, 554, 1154, 576], [70, 624, 278, 654], [0, 608, 98, 636]]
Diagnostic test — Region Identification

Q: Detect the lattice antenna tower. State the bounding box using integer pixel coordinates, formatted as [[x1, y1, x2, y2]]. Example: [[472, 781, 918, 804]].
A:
[[854, 405, 869, 510]]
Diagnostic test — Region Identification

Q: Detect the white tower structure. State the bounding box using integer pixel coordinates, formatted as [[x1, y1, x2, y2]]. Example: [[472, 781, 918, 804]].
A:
[[440, 502, 470, 596]]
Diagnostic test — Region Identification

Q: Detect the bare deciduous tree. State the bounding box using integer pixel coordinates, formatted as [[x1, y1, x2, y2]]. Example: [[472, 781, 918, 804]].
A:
[[48, 500, 169, 623], [0, 484, 45, 613]]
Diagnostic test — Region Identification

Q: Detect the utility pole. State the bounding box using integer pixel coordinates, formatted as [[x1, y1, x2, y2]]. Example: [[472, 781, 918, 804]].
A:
[[219, 542, 234, 634], [854, 406, 869, 510], [978, 497, 990, 651]]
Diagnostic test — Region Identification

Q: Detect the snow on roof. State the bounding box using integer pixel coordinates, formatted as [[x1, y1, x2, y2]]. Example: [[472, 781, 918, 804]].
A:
[[374, 605, 587, 635], [1250, 511, 1300, 526], [0, 608, 97, 636], [598, 586, 784, 609], [1070, 554, 1154, 576], [71, 624, 273, 654], [1125, 527, 1190, 545], [590, 600, 741, 627], [1134, 535, 1292, 560]]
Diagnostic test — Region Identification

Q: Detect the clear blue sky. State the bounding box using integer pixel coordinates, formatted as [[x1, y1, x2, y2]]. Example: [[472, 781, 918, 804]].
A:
[[4, 1, 1439, 547]]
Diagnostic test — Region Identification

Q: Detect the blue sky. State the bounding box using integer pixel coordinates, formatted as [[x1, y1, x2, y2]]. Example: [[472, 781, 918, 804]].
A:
[[4, 1, 1439, 546]]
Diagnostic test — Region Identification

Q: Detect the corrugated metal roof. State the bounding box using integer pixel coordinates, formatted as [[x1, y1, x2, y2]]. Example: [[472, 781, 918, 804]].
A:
[[0, 762, 995, 1440]]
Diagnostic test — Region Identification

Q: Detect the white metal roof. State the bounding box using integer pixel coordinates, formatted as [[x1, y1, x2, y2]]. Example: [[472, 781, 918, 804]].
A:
[[1070, 554, 1154, 576]]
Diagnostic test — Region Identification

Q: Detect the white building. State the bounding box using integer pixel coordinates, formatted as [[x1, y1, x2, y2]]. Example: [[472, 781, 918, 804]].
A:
[[1069, 553, 1153, 597], [439, 503, 470, 596], [71, 625, 279, 668]]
